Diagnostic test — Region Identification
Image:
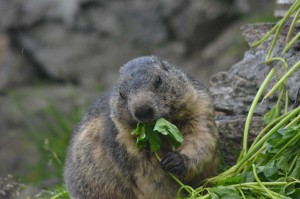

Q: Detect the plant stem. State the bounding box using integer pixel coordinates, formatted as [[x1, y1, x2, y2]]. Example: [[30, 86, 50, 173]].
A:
[[283, 32, 300, 53], [285, 114, 300, 128], [288, 153, 300, 176], [285, 90, 289, 113], [286, 7, 300, 43], [265, 57, 288, 69], [264, 60, 300, 99], [196, 194, 210, 199], [49, 191, 68, 199], [238, 181, 288, 186], [247, 146, 266, 167], [242, 68, 275, 156], [252, 164, 278, 199], [266, 0, 300, 60], [251, 23, 280, 48], [252, 0, 298, 48], [237, 188, 247, 199], [251, 110, 289, 147]]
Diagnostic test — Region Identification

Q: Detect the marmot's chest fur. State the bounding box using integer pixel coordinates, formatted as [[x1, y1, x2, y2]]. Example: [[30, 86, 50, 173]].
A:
[[64, 56, 218, 199]]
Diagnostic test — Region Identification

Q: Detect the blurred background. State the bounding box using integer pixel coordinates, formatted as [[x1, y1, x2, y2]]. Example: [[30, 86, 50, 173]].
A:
[[0, 0, 277, 197]]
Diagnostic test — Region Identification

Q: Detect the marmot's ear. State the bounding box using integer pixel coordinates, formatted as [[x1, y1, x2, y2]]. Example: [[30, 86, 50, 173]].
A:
[[152, 56, 168, 71]]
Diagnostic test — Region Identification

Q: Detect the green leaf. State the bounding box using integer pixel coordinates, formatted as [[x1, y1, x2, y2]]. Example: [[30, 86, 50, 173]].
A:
[[285, 184, 296, 196], [210, 192, 220, 199], [217, 174, 245, 186], [131, 123, 149, 151], [136, 136, 147, 150], [262, 162, 278, 181], [263, 103, 281, 126], [211, 186, 241, 198], [276, 155, 289, 172], [154, 118, 184, 149], [244, 171, 255, 182], [289, 189, 300, 199], [146, 130, 162, 153], [131, 123, 144, 136], [131, 118, 183, 153]]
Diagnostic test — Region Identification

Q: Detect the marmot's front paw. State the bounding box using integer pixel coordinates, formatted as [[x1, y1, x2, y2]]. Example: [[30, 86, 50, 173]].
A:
[[160, 152, 188, 176]]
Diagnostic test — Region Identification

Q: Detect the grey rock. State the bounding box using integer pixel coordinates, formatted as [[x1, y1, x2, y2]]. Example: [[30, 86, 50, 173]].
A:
[[0, 34, 35, 91], [18, 22, 146, 88], [182, 22, 248, 86], [210, 71, 260, 115], [0, 0, 79, 30], [2, 0, 257, 89], [167, 0, 235, 49], [158, 0, 187, 18], [80, 1, 168, 45], [234, 0, 275, 14], [80, 4, 121, 38], [116, 0, 167, 45], [200, 22, 248, 70], [216, 116, 263, 166]]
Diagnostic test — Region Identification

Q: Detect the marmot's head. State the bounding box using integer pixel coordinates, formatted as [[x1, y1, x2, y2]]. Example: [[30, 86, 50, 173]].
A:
[[110, 56, 191, 129]]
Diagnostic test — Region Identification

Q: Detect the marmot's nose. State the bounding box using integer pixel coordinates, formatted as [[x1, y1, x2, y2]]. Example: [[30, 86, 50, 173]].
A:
[[134, 105, 155, 122]]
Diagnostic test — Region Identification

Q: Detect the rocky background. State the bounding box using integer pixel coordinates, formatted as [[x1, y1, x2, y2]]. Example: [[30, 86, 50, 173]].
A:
[[0, 0, 279, 198]]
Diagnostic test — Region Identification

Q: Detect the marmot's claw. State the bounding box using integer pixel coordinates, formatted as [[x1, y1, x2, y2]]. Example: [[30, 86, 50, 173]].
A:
[[160, 152, 188, 176]]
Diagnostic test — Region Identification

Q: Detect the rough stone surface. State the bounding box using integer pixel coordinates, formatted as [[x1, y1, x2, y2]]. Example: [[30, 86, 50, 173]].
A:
[[164, 0, 235, 49], [234, 0, 275, 14], [216, 116, 264, 165], [18, 22, 143, 87], [0, 0, 72, 30], [0, 34, 36, 91]]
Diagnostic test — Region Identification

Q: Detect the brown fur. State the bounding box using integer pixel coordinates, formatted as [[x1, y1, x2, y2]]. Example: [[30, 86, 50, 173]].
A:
[[64, 56, 218, 199]]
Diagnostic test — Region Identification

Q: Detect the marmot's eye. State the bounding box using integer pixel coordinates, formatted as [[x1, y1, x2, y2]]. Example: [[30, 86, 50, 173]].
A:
[[119, 91, 127, 100], [154, 76, 162, 89]]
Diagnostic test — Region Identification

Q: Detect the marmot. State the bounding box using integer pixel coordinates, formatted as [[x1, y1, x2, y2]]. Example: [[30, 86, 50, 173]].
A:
[[64, 56, 218, 199]]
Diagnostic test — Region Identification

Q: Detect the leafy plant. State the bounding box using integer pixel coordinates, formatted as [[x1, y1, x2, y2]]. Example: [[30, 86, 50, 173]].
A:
[[131, 118, 183, 153]]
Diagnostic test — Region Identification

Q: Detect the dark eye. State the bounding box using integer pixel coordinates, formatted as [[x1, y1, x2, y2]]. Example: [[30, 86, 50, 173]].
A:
[[119, 91, 127, 100], [154, 76, 162, 89]]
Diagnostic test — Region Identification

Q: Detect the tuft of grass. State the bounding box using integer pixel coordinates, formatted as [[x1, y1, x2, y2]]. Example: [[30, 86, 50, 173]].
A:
[[33, 185, 70, 199], [32, 103, 85, 184], [14, 98, 86, 185]]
